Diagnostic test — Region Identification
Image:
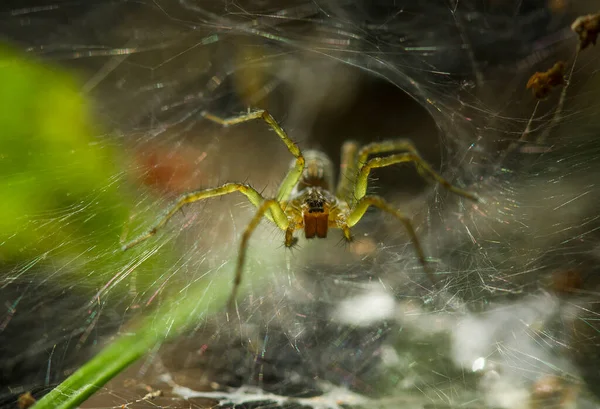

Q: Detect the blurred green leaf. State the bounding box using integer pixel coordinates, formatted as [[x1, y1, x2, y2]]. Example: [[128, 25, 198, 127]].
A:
[[0, 46, 143, 288]]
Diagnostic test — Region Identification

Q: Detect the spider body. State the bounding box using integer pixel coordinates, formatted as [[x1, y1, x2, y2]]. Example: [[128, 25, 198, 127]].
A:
[[123, 109, 479, 309], [284, 150, 344, 240], [287, 185, 344, 240]]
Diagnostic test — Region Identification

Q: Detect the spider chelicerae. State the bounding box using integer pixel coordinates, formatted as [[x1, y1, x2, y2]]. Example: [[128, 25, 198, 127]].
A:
[[122, 110, 479, 308]]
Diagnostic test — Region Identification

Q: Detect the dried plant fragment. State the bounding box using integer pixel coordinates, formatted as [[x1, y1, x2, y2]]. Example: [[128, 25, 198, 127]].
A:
[[17, 392, 36, 409], [526, 61, 566, 99], [571, 12, 600, 50]]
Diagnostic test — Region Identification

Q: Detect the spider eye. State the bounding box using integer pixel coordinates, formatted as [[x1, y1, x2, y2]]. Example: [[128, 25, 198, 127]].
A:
[[306, 198, 325, 213]]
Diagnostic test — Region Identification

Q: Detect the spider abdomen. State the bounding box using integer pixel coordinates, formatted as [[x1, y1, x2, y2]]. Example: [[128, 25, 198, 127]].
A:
[[293, 150, 335, 192]]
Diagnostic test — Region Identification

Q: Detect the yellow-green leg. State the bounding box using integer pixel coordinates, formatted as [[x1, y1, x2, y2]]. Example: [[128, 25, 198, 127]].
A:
[[202, 110, 305, 202], [229, 199, 290, 310], [335, 140, 359, 202], [346, 195, 433, 282], [353, 153, 479, 203], [347, 140, 421, 206], [121, 183, 283, 251], [356, 139, 420, 168]]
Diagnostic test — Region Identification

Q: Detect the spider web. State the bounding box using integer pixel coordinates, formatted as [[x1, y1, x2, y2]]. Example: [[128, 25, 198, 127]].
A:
[[1, 1, 600, 408]]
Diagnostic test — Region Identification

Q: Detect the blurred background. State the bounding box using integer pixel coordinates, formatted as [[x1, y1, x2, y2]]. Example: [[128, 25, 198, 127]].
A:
[[1, 0, 600, 408]]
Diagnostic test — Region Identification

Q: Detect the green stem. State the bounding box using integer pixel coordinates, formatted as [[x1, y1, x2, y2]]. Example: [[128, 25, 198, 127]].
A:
[[33, 274, 228, 409]]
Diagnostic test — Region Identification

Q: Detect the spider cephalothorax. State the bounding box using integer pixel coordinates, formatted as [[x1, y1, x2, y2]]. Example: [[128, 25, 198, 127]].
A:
[[304, 189, 326, 213], [287, 150, 338, 239], [123, 109, 479, 309], [295, 186, 334, 239]]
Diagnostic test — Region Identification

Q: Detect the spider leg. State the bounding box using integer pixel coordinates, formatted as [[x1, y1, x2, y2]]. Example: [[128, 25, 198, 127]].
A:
[[202, 110, 305, 202], [229, 199, 289, 310], [121, 183, 286, 251], [335, 141, 359, 202], [356, 139, 421, 168], [285, 227, 298, 247], [346, 195, 434, 283], [339, 140, 419, 203], [353, 153, 479, 203]]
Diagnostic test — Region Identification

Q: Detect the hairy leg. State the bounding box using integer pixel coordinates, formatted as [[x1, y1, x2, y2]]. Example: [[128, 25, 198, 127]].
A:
[[353, 153, 479, 203], [335, 140, 359, 203], [346, 195, 434, 283], [229, 199, 290, 310], [121, 183, 282, 251], [356, 139, 420, 168], [202, 110, 305, 202]]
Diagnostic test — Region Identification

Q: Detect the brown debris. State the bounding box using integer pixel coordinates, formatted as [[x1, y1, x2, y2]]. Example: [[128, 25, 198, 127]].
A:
[[526, 61, 566, 99], [17, 392, 36, 409], [571, 13, 600, 50]]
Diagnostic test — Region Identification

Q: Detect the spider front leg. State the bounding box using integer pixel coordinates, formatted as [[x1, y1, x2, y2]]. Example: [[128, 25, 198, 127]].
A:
[[121, 183, 275, 251], [354, 152, 479, 203], [202, 110, 305, 202], [230, 199, 289, 310], [345, 195, 433, 283]]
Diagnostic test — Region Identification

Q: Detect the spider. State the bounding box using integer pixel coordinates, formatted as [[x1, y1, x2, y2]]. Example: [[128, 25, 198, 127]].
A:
[[122, 110, 479, 308]]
